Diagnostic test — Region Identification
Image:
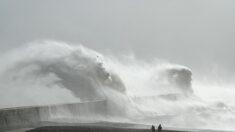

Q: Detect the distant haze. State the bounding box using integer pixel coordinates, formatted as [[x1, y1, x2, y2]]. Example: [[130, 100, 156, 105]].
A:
[[1, 0, 235, 75], [1, 1, 235, 130]]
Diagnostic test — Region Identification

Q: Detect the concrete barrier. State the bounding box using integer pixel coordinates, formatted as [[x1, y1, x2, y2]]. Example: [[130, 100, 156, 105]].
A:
[[0, 100, 107, 130]]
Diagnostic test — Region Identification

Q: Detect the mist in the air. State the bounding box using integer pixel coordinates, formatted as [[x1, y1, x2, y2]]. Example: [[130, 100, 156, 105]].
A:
[[1, 0, 235, 131], [0, 41, 235, 130]]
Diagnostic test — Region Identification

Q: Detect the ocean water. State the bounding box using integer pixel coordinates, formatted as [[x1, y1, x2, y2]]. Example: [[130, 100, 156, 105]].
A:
[[0, 40, 235, 131]]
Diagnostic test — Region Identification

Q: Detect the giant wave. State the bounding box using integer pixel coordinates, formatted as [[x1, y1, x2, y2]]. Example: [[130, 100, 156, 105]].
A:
[[0, 40, 235, 131]]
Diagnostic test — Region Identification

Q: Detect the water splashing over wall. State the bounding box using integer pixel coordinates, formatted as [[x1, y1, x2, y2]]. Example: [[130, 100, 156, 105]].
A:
[[0, 40, 235, 131]]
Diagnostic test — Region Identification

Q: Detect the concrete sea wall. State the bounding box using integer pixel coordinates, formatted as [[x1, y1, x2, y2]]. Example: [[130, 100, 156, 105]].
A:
[[0, 100, 107, 130]]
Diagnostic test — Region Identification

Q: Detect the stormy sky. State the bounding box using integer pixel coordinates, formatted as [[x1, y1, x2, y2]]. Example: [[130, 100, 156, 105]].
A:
[[0, 0, 235, 75]]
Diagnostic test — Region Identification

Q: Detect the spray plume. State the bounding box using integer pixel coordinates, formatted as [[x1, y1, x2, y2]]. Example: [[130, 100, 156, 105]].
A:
[[0, 40, 235, 130]]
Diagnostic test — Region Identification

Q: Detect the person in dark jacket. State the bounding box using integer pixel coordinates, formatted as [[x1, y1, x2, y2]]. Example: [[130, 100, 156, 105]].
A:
[[158, 124, 162, 132], [151, 125, 155, 132]]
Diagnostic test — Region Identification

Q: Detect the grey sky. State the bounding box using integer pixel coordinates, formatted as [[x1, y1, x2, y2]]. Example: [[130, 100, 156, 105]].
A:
[[1, 0, 235, 74]]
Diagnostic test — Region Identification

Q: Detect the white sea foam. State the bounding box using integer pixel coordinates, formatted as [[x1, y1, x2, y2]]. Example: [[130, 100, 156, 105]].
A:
[[0, 40, 235, 130]]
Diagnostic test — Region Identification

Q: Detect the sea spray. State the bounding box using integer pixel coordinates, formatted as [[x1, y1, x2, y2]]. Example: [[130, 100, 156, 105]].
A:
[[0, 40, 235, 130]]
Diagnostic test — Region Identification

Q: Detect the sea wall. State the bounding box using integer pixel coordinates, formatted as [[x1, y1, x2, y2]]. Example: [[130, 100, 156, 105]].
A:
[[0, 100, 107, 130]]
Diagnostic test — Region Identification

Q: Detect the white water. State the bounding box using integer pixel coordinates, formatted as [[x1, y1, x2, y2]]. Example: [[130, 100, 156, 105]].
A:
[[0, 40, 235, 131]]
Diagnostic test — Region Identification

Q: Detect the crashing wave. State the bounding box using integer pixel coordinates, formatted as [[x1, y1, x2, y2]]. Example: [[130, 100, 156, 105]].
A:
[[0, 40, 235, 131]]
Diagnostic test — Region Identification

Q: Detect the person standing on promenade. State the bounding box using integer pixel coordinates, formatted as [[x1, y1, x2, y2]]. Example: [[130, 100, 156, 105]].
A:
[[158, 124, 162, 132], [151, 125, 155, 132]]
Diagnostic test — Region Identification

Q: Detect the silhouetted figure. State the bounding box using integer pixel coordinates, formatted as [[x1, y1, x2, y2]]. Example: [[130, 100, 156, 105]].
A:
[[151, 125, 155, 132], [158, 124, 162, 132]]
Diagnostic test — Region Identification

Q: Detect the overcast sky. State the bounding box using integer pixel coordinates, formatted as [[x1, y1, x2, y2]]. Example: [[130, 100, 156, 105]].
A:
[[1, 0, 235, 74]]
